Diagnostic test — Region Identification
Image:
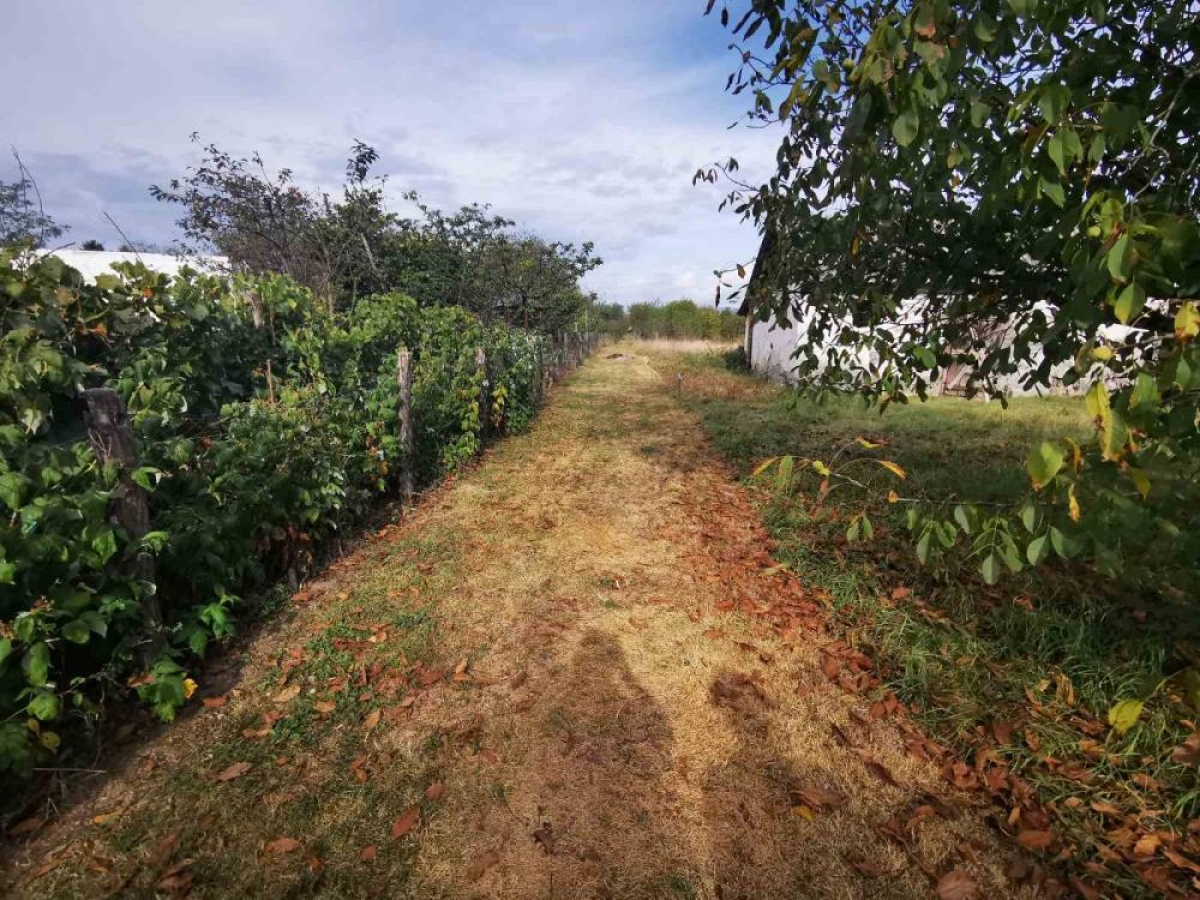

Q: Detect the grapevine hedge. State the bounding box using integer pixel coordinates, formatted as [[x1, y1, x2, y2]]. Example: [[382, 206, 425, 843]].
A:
[[0, 250, 581, 780]]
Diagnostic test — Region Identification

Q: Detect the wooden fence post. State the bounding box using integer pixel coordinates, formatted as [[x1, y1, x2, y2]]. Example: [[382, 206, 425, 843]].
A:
[[397, 347, 414, 500], [83, 388, 165, 667], [475, 347, 489, 438]]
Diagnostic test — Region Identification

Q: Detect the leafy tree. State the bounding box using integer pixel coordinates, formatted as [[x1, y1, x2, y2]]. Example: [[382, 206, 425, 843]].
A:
[[0, 154, 64, 248], [703, 0, 1199, 583], [152, 137, 396, 309], [79, 239, 105, 251], [153, 138, 602, 331]]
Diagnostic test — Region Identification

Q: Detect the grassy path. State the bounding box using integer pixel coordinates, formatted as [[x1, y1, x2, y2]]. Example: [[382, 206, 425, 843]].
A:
[[3, 344, 1025, 899]]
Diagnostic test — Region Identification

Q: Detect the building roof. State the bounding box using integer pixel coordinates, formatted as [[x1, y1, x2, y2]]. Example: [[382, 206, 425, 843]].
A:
[[42, 249, 227, 282]]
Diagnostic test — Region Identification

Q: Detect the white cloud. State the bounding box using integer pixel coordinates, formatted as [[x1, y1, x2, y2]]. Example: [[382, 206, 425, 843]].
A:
[[0, 0, 777, 305]]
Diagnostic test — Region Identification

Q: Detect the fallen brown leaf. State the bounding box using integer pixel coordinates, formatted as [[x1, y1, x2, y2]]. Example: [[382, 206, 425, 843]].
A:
[[392, 805, 420, 839], [264, 837, 303, 854], [1016, 829, 1055, 850], [149, 832, 181, 869], [202, 694, 228, 709], [359, 844, 378, 863], [274, 684, 301, 703], [794, 784, 846, 812], [936, 868, 977, 900], [424, 781, 445, 801], [314, 700, 337, 715], [857, 752, 900, 788], [8, 816, 46, 837], [466, 850, 500, 881], [363, 708, 382, 732], [1171, 733, 1200, 767], [216, 761, 252, 783]]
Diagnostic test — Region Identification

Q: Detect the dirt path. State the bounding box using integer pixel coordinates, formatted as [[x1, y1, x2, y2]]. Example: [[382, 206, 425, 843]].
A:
[[3, 345, 1025, 899]]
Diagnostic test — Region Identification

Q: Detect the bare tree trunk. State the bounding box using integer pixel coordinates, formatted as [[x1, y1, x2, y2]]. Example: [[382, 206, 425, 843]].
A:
[[83, 388, 165, 667]]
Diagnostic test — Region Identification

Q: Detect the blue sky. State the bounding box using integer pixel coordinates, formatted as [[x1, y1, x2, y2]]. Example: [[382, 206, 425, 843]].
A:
[[1, 1, 777, 306]]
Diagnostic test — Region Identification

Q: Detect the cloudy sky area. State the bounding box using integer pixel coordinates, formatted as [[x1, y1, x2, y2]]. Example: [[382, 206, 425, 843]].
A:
[[1, 1, 779, 306]]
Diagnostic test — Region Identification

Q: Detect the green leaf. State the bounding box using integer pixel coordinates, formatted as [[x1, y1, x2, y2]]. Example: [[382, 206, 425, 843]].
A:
[[893, 108, 919, 147], [1007, 0, 1038, 18], [776, 455, 794, 491], [1107, 233, 1133, 283], [972, 12, 998, 41], [1026, 534, 1049, 565], [1020, 502, 1038, 534], [846, 516, 862, 542], [91, 528, 118, 564], [1038, 85, 1070, 123], [1039, 178, 1065, 207], [1026, 441, 1065, 489], [24, 642, 50, 687], [1114, 283, 1145, 324], [980, 553, 1002, 585], [953, 504, 973, 535], [62, 619, 92, 645], [0, 638, 12, 665], [28, 690, 60, 722], [916, 528, 932, 563], [1047, 132, 1067, 175], [1107, 698, 1144, 735], [970, 100, 990, 127]]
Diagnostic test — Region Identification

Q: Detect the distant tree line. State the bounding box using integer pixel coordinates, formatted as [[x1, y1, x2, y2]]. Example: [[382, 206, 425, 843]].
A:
[[594, 298, 742, 341]]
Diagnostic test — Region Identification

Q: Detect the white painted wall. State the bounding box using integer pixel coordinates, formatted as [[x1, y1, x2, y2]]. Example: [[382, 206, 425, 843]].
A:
[[743, 300, 1134, 396], [746, 315, 804, 383]]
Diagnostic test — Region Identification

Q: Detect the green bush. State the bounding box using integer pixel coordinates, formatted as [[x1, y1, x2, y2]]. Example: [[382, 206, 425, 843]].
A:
[[0, 250, 571, 779]]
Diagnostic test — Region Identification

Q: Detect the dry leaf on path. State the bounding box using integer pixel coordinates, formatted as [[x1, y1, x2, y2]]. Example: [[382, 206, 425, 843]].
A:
[[424, 781, 445, 801], [466, 850, 500, 880], [936, 868, 977, 900], [216, 761, 252, 782], [359, 845, 378, 863], [1016, 829, 1055, 849], [264, 837, 303, 854], [392, 805, 420, 839], [8, 816, 46, 837], [149, 832, 181, 869], [274, 684, 301, 703]]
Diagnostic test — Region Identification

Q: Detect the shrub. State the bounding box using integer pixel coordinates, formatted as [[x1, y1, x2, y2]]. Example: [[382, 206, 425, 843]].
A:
[[0, 250, 575, 780]]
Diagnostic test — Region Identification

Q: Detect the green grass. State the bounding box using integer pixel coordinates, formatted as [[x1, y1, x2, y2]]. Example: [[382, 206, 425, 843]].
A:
[[658, 347, 1200, 897]]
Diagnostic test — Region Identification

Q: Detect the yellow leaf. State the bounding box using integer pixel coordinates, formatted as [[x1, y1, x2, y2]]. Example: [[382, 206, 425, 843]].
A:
[[1107, 698, 1144, 735], [1127, 467, 1151, 499], [1176, 301, 1200, 343], [876, 460, 907, 480], [751, 456, 780, 478], [183, 678, 198, 700], [1068, 485, 1081, 522], [812, 460, 831, 477], [855, 436, 883, 449], [887, 490, 900, 503], [791, 804, 815, 821]]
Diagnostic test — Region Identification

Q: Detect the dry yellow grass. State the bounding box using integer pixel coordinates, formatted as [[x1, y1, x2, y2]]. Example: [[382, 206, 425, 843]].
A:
[[1, 343, 1028, 899]]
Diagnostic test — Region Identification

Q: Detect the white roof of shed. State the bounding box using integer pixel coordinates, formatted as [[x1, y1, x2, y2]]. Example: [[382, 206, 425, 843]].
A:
[[43, 249, 228, 282]]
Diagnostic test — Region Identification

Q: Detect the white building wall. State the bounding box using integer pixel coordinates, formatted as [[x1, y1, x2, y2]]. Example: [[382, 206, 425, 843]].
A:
[[747, 315, 804, 384]]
